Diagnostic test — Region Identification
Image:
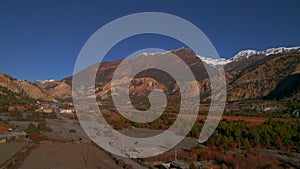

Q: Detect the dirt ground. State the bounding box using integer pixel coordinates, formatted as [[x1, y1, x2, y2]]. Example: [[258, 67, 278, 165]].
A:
[[18, 143, 122, 169], [0, 142, 26, 165]]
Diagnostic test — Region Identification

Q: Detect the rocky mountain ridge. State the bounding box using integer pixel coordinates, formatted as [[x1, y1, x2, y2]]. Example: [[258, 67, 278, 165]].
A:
[[197, 46, 300, 66], [9, 46, 299, 103], [0, 74, 57, 102], [66, 47, 300, 102]]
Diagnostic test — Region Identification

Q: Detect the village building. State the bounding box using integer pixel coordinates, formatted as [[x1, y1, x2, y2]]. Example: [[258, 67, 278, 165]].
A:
[[0, 131, 27, 143], [0, 125, 9, 132], [7, 106, 16, 112], [15, 105, 25, 112], [60, 108, 75, 114], [42, 108, 53, 113]]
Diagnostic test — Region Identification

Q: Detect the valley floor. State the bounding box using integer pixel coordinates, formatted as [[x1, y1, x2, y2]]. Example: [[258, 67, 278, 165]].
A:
[[1, 112, 299, 169], [18, 143, 122, 169]]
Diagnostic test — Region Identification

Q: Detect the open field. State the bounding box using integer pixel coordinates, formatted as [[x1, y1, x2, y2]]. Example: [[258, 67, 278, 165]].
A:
[[0, 142, 26, 166], [19, 143, 122, 169]]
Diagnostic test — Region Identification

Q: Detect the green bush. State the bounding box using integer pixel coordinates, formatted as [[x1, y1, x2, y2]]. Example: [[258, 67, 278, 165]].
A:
[[38, 122, 47, 131]]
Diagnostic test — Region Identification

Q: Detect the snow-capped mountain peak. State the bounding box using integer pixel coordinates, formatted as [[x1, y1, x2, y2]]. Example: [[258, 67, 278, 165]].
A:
[[197, 46, 300, 66], [35, 79, 56, 85], [231, 46, 300, 61], [196, 55, 232, 66], [231, 49, 264, 61], [129, 46, 299, 66], [265, 46, 300, 56]]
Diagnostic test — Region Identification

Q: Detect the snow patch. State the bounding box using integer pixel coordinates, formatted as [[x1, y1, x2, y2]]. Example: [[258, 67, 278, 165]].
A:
[[35, 79, 56, 84]]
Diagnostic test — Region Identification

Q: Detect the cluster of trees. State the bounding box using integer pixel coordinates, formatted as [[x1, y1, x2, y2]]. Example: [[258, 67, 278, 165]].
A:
[[25, 121, 50, 144], [198, 118, 300, 151], [199, 109, 293, 118], [30, 112, 57, 119], [184, 119, 300, 168], [287, 102, 300, 113], [107, 109, 300, 151], [131, 113, 176, 130], [8, 111, 57, 121], [0, 86, 34, 107], [108, 112, 177, 130]]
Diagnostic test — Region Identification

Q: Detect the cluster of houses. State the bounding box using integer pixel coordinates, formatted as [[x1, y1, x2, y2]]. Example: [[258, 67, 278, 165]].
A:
[[156, 162, 185, 169], [1, 101, 77, 144], [6, 101, 75, 115], [58, 102, 75, 115], [155, 161, 214, 169], [225, 101, 285, 112], [0, 124, 27, 144], [7, 105, 27, 112]]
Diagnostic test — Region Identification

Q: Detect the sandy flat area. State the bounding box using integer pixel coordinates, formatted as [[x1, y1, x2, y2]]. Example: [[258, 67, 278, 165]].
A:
[[19, 143, 122, 169], [0, 142, 26, 165]]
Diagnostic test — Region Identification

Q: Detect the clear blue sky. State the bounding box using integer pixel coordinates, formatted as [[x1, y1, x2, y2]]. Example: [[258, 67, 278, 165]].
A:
[[0, 0, 299, 81]]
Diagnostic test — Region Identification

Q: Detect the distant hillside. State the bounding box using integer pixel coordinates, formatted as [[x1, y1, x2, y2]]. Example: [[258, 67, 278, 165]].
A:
[[37, 80, 75, 100], [0, 86, 34, 106], [0, 74, 57, 102], [227, 52, 300, 101], [35, 47, 300, 104]]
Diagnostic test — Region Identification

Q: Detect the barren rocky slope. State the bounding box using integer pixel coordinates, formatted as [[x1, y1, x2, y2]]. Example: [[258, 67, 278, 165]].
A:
[[0, 74, 57, 102], [37, 48, 300, 103]]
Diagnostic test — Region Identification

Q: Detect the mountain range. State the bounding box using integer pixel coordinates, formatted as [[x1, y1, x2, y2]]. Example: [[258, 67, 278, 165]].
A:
[[0, 74, 57, 102], [0, 46, 299, 106], [197, 46, 300, 66]]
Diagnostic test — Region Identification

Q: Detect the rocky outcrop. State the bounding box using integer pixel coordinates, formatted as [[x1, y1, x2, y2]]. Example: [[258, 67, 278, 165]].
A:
[[227, 52, 299, 101], [37, 80, 74, 100]]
